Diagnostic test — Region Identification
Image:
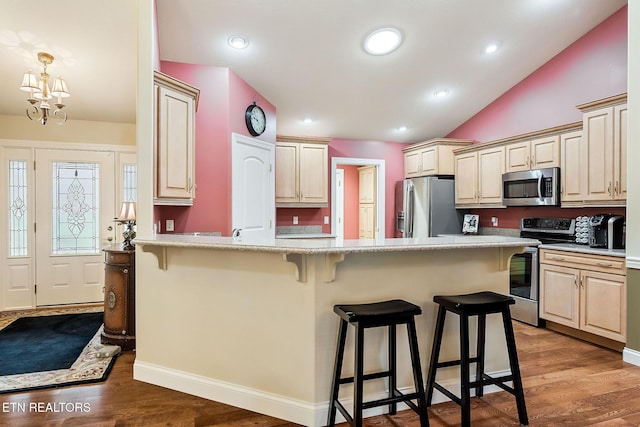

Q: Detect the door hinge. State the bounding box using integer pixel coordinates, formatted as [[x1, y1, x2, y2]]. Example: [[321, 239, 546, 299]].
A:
[[34, 284, 37, 294], [33, 160, 36, 170], [34, 222, 36, 233], [269, 163, 273, 172], [269, 220, 273, 229]]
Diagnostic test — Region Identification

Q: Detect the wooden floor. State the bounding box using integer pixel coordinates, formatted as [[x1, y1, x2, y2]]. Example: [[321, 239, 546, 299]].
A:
[[2, 321, 640, 426]]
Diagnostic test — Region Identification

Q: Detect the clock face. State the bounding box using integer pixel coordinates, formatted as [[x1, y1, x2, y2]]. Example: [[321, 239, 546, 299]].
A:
[[245, 104, 266, 136]]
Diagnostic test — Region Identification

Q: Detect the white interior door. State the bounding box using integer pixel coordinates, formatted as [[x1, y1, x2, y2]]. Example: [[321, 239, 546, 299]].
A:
[[231, 133, 275, 241], [35, 149, 116, 306]]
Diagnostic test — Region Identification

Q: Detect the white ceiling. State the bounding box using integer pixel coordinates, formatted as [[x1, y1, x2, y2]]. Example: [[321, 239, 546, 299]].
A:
[[0, 1, 627, 143], [0, 0, 137, 125]]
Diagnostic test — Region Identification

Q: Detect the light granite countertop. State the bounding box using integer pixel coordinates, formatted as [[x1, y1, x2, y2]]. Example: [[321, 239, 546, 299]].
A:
[[539, 243, 626, 258], [134, 234, 540, 255]]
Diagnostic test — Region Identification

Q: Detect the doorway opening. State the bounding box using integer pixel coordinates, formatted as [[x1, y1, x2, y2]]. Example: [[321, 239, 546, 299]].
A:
[[331, 157, 385, 240]]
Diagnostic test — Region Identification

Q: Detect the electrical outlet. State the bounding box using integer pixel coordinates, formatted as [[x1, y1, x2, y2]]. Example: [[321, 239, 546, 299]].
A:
[[324, 216, 330, 225], [491, 217, 498, 227], [293, 216, 299, 225], [166, 219, 174, 232]]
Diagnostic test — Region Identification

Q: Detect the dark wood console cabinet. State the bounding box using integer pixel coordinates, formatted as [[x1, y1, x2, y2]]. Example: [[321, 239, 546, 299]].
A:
[[102, 244, 136, 350]]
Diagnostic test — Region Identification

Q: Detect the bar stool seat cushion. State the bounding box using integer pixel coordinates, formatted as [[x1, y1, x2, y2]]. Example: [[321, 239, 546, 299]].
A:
[[334, 299, 422, 325], [433, 291, 514, 315]]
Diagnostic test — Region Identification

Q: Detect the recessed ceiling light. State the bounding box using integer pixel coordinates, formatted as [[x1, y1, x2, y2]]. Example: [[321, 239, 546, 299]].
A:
[[363, 27, 403, 55], [433, 89, 449, 98], [228, 35, 249, 49], [484, 42, 500, 54], [395, 126, 408, 132], [302, 117, 313, 124]]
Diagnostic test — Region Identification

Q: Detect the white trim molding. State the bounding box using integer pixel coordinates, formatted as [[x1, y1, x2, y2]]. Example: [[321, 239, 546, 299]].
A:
[[623, 347, 640, 367], [626, 256, 640, 270]]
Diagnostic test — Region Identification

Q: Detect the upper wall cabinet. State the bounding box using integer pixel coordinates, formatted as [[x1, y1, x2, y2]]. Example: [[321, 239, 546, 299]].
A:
[[576, 94, 627, 207], [275, 136, 330, 207], [454, 145, 505, 207], [505, 135, 560, 173], [453, 122, 582, 208], [153, 71, 200, 206], [403, 139, 473, 178]]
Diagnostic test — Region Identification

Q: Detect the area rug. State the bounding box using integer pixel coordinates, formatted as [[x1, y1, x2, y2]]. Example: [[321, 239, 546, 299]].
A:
[[0, 312, 118, 394]]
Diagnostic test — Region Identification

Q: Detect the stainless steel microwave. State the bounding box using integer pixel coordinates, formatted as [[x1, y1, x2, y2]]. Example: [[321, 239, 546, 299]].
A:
[[502, 167, 560, 206]]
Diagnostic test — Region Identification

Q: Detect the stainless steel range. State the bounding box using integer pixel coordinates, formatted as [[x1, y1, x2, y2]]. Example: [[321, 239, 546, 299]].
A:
[[510, 217, 575, 326]]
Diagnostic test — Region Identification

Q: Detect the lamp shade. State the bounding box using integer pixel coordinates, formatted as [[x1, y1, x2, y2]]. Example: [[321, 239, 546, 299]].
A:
[[20, 71, 40, 92], [51, 77, 70, 98], [118, 202, 136, 222]]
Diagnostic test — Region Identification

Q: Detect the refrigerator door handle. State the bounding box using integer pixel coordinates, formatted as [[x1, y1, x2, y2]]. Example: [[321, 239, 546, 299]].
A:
[[407, 184, 415, 238]]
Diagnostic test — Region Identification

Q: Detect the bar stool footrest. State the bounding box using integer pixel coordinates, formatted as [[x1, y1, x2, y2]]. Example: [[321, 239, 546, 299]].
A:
[[432, 382, 462, 406], [338, 370, 391, 385], [361, 390, 423, 410]]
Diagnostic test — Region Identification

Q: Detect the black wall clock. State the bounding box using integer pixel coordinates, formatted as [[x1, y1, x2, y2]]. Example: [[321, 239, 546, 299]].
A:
[[245, 102, 266, 136]]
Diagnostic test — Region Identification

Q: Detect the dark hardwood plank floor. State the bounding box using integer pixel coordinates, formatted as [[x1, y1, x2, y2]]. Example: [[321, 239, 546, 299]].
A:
[[2, 320, 640, 426]]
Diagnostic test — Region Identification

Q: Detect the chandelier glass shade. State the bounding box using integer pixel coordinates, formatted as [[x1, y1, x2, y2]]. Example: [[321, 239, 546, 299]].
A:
[[20, 52, 70, 125]]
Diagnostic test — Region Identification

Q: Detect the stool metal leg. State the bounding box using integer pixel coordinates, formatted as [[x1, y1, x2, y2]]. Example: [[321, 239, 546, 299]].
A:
[[328, 319, 349, 427], [354, 323, 365, 427], [475, 313, 486, 398], [407, 318, 430, 427], [388, 324, 397, 415], [460, 313, 471, 427], [426, 305, 446, 406], [501, 309, 529, 426]]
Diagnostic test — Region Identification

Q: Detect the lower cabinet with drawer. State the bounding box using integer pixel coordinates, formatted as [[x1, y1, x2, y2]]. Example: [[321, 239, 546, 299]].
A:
[[539, 249, 626, 343], [102, 244, 136, 350]]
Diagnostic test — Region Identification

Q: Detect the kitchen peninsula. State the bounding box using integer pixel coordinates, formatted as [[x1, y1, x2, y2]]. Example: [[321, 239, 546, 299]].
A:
[[133, 234, 538, 426]]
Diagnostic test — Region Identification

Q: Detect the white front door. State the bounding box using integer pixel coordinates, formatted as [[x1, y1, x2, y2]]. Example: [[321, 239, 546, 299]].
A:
[[34, 149, 116, 306], [231, 133, 275, 242]]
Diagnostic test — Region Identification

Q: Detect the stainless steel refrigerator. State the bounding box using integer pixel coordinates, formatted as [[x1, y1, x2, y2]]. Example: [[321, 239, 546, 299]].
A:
[[395, 177, 465, 238]]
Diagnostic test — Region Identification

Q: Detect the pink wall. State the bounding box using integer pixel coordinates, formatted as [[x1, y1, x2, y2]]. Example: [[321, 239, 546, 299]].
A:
[[447, 6, 628, 229], [156, 61, 276, 235], [448, 6, 627, 143], [276, 138, 408, 237]]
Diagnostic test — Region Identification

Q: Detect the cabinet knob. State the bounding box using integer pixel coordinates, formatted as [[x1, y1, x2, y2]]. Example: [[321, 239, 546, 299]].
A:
[[107, 236, 113, 242], [123, 268, 128, 274]]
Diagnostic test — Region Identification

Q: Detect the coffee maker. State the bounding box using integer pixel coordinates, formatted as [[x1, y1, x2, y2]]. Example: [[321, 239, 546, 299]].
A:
[[588, 214, 625, 249]]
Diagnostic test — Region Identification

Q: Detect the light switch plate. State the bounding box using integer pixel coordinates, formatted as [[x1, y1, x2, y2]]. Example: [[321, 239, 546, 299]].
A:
[[293, 216, 298, 225], [324, 216, 330, 224], [166, 219, 174, 231]]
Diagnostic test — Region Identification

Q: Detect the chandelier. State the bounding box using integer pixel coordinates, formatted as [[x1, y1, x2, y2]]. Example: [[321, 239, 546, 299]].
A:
[[19, 52, 70, 125]]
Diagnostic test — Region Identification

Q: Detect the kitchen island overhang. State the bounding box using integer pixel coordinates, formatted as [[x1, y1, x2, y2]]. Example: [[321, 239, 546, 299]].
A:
[[132, 235, 538, 426]]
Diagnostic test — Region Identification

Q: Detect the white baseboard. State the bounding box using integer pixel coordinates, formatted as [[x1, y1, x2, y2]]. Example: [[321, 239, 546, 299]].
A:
[[627, 256, 640, 270], [134, 360, 511, 427], [623, 347, 640, 366]]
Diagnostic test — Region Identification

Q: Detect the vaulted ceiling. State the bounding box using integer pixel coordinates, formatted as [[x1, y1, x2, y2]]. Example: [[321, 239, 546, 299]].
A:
[[0, 1, 627, 143]]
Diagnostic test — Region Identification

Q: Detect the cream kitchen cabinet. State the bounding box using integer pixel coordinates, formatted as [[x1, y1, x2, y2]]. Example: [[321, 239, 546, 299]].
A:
[[505, 135, 559, 173], [577, 95, 627, 205], [560, 130, 584, 204], [454, 145, 504, 207], [153, 71, 200, 206], [403, 139, 473, 178], [275, 137, 329, 207], [358, 166, 376, 238], [539, 249, 626, 343]]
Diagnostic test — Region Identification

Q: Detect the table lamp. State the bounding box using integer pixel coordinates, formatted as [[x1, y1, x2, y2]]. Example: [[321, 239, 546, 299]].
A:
[[117, 201, 136, 249]]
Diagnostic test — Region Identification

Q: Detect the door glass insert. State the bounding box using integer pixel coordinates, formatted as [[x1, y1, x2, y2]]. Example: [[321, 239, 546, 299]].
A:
[[51, 161, 100, 255], [9, 160, 28, 257], [123, 163, 137, 202]]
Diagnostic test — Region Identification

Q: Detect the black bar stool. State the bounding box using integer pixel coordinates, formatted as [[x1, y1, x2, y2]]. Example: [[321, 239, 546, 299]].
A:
[[327, 299, 429, 427], [425, 291, 528, 426]]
